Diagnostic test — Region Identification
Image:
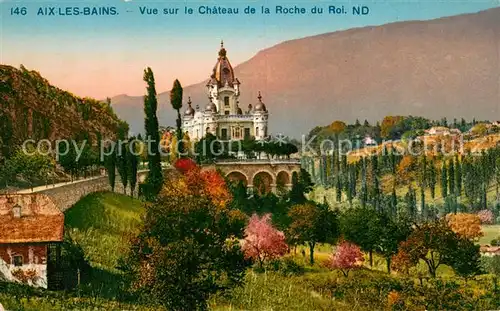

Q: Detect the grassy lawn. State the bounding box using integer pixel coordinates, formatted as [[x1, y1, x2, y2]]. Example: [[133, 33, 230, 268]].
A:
[[65, 191, 145, 271], [480, 225, 500, 245]]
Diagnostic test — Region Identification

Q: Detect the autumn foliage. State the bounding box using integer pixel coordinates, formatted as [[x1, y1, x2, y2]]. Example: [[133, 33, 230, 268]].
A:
[[242, 213, 288, 267], [477, 209, 494, 224], [173, 157, 197, 174], [446, 213, 483, 241], [324, 241, 364, 277]]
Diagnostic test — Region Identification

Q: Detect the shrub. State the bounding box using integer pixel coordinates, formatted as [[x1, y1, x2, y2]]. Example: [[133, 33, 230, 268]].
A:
[[478, 209, 494, 224]]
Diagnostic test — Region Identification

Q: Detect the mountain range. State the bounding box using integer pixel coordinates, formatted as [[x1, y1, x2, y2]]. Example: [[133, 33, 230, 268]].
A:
[[110, 7, 500, 138]]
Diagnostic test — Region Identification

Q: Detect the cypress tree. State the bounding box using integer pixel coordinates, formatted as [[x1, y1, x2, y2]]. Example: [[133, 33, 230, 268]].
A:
[[361, 157, 368, 208], [454, 155, 462, 197], [336, 174, 342, 202], [391, 186, 398, 217], [170, 79, 184, 157], [448, 160, 455, 197], [117, 141, 129, 194], [441, 161, 448, 199], [104, 143, 117, 192], [143, 67, 163, 199], [428, 159, 437, 199], [128, 139, 139, 197]]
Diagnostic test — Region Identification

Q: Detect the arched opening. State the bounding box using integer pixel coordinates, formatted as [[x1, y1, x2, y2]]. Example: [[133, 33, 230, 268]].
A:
[[276, 171, 290, 188], [253, 171, 273, 195], [226, 171, 248, 187]]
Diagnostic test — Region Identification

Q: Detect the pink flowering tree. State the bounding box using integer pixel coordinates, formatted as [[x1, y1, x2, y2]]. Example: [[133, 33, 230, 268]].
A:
[[325, 241, 365, 277], [478, 210, 494, 224], [242, 214, 288, 267]]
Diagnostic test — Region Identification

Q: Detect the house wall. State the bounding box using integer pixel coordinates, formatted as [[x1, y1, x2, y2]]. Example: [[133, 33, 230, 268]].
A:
[[0, 244, 48, 288]]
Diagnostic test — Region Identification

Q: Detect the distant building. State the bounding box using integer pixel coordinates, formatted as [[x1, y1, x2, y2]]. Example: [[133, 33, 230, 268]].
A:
[[480, 245, 500, 257], [0, 194, 64, 288], [183, 41, 269, 142], [363, 136, 377, 146], [424, 126, 461, 136]]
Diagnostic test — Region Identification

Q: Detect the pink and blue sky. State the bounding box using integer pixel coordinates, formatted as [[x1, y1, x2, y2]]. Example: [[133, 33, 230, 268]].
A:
[[1, 0, 499, 99]]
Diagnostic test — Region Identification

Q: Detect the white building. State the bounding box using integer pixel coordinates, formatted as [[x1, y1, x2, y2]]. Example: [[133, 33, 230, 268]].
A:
[[183, 42, 269, 142]]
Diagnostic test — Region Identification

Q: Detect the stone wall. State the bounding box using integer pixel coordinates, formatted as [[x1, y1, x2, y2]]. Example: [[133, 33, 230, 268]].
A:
[[34, 171, 148, 212]]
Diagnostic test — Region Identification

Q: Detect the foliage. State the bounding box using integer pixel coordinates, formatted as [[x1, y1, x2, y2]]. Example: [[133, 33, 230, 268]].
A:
[[446, 213, 484, 241], [324, 241, 364, 277], [170, 79, 184, 156], [481, 256, 500, 276], [242, 214, 288, 267], [142, 67, 163, 199], [289, 169, 314, 204], [173, 158, 197, 174], [287, 202, 340, 265], [478, 209, 494, 224], [123, 169, 247, 310]]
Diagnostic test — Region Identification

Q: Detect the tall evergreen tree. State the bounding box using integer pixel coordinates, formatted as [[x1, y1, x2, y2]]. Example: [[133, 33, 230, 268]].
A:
[[117, 141, 129, 194], [448, 160, 455, 197], [441, 161, 448, 199], [170, 79, 184, 156], [128, 139, 139, 197], [428, 159, 437, 199], [143, 67, 163, 199], [104, 143, 117, 192], [454, 155, 462, 197]]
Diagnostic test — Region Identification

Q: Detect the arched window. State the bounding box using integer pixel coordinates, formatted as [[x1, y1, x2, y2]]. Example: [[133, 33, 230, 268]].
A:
[[206, 127, 210, 134], [256, 127, 259, 136]]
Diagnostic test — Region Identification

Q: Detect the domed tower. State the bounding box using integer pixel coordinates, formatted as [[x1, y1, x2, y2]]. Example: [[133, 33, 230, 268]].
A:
[[206, 41, 241, 115], [253, 92, 269, 140], [203, 96, 218, 136]]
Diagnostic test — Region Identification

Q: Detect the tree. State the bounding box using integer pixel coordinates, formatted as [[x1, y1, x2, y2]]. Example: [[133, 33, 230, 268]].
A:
[[477, 209, 494, 224], [396, 219, 466, 278], [128, 139, 139, 196], [325, 241, 364, 277], [441, 161, 448, 199], [117, 141, 128, 194], [289, 169, 313, 204], [340, 207, 384, 267], [143, 67, 163, 199], [123, 169, 247, 310], [428, 159, 437, 199], [447, 238, 482, 279], [288, 202, 339, 265], [170, 79, 184, 157], [104, 143, 117, 191], [446, 213, 483, 241], [242, 214, 288, 268]]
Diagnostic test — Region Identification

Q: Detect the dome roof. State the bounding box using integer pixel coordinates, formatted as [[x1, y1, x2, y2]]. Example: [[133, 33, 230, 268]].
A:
[[254, 92, 267, 112], [205, 98, 217, 113], [211, 41, 235, 87], [184, 97, 195, 117]]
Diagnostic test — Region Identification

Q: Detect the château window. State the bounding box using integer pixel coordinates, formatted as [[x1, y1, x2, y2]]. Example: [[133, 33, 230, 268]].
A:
[[224, 97, 229, 106], [221, 129, 228, 140], [256, 127, 259, 136], [225, 111, 230, 115], [206, 127, 210, 134], [244, 128, 250, 139]]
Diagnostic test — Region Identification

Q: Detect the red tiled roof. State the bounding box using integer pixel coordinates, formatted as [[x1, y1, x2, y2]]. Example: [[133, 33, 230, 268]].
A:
[[0, 194, 64, 244]]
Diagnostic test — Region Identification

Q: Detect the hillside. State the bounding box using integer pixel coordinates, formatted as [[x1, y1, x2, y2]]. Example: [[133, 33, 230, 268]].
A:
[[110, 7, 500, 137], [0, 65, 125, 159]]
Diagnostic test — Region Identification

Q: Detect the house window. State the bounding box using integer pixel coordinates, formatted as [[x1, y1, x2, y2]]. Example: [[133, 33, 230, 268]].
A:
[[224, 97, 229, 106], [13, 255, 23, 267], [244, 128, 250, 139], [221, 129, 228, 140]]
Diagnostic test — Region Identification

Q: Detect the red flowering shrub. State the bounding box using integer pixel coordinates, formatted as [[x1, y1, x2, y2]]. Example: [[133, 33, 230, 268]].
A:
[[477, 210, 494, 224], [173, 158, 197, 174], [324, 241, 364, 277]]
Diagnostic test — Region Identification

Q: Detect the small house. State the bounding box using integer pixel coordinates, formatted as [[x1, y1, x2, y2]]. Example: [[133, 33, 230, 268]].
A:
[[0, 194, 64, 288]]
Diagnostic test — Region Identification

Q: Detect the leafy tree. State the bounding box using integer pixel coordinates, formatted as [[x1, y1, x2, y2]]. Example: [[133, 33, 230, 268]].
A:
[[446, 213, 483, 241], [396, 219, 470, 278], [242, 214, 288, 268], [170, 79, 184, 156], [341, 207, 385, 267], [325, 241, 364, 277], [289, 169, 313, 205], [447, 238, 482, 279], [123, 169, 247, 310], [143, 67, 163, 199], [288, 202, 339, 265]]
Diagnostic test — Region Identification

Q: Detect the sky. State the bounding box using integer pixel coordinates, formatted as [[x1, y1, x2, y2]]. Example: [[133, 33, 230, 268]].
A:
[[1, 0, 499, 99]]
